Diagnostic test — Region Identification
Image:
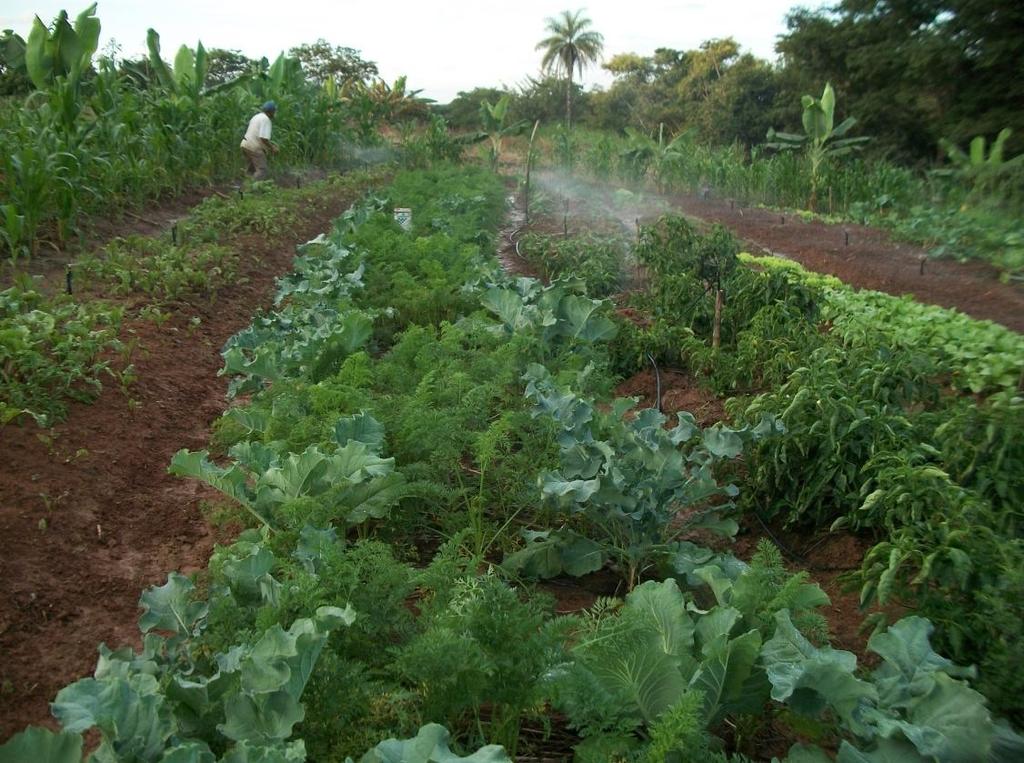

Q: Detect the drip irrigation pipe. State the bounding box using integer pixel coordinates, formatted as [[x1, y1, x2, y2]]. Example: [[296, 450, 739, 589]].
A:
[[509, 223, 529, 259], [752, 510, 805, 564], [646, 352, 662, 412]]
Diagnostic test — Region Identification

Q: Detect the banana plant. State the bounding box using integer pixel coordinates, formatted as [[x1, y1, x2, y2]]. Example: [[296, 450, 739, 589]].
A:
[[479, 95, 525, 171], [0, 29, 28, 84], [766, 82, 870, 210], [938, 127, 1023, 198], [146, 29, 249, 102], [621, 123, 690, 191], [23, 3, 100, 133]]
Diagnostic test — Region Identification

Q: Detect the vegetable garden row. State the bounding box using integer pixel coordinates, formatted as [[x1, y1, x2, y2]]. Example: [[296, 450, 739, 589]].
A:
[[3, 164, 1021, 762]]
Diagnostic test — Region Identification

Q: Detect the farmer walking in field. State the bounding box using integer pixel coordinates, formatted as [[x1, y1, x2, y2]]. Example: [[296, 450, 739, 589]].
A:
[[240, 101, 279, 180]]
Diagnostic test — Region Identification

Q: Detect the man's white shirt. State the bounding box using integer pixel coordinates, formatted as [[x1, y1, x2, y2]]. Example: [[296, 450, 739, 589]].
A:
[[241, 112, 272, 152]]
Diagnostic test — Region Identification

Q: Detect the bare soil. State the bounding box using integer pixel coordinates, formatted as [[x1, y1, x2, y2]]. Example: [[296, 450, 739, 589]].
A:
[[0, 180, 369, 740]]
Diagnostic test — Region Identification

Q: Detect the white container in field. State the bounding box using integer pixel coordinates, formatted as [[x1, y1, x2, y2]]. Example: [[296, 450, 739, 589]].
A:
[[393, 208, 412, 231]]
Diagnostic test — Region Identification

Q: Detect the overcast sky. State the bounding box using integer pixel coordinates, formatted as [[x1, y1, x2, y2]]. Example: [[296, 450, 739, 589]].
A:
[[2, 1, 828, 102]]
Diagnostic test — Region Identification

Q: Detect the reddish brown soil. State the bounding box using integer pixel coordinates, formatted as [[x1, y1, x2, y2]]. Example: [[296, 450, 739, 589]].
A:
[[615, 368, 726, 427], [733, 522, 884, 662], [0, 182, 369, 740], [668, 193, 1024, 334]]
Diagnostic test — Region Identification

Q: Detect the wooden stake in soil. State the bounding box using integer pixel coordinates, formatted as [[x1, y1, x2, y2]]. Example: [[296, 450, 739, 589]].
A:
[[524, 120, 540, 224], [712, 288, 723, 349]]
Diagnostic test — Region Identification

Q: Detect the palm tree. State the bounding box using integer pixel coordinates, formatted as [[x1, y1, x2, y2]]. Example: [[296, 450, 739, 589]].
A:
[[535, 10, 604, 128]]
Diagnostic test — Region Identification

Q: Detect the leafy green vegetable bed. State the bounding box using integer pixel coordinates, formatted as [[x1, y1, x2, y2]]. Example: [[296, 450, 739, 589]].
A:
[[3, 167, 1021, 763]]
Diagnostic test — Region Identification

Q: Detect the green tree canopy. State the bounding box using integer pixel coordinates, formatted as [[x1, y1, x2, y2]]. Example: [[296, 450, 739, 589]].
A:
[[775, 0, 1024, 160], [287, 39, 378, 86], [205, 48, 257, 85]]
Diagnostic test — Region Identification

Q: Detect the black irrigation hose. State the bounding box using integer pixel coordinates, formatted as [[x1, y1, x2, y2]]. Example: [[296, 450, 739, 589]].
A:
[[752, 510, 806, 564], [509, 224, 529, 259]]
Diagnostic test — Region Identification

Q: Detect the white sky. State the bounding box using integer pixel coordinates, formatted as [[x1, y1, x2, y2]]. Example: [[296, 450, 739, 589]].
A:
[[2, 1, 827, 102]]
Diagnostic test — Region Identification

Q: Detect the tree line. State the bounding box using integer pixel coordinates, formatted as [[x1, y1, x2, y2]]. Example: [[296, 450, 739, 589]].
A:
[[439, 0, 1024, 164]]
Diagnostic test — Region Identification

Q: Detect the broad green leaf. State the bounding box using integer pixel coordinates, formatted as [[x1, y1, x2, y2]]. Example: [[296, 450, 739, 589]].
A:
[[146, 28, 177, 92], [836, 738, 922, 762], [0, 727, 82, 763], [220, 615, 338, 743], [554, 295, 618, 342], [24, 16, 51, 89], [222, 544, 280, 605], [481, 288, 532, 332], [194, 40, 208, 91], [501, 530, 604, 579], [694, 606, 741, 649], [221, 740, 307, 763], [762, 610, 876, 730], [561, 534, 606, 576], [258, 447, 331, 502], [696, 561, 737, 602], [668, 412, 699, 444], [690, 629, 762, 723], [360, 723, 511, 762], [138, 572, 208, 636], [52, 674, 173, 759], [868, 672, 994, 761], [160, 740, 216, 763], [334, 410, 386, 450], [867, 616, 974, 705], [174, 44, 195, 87], [315, 604, 357, 629], [339, 473, 409, 524], [502, 536, 564, 578], [671, 544, 746, 587], [588, 636, 687, 725], [225, 407, 271, 436], [71, 3, 100, 75], [540, 472, 600, 503], [702, 426, 744, 458], [322, 441, 395, 483], [625, 579, 694, 659], [293, 525, 339, 574], [168, 449, 253, 512]]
